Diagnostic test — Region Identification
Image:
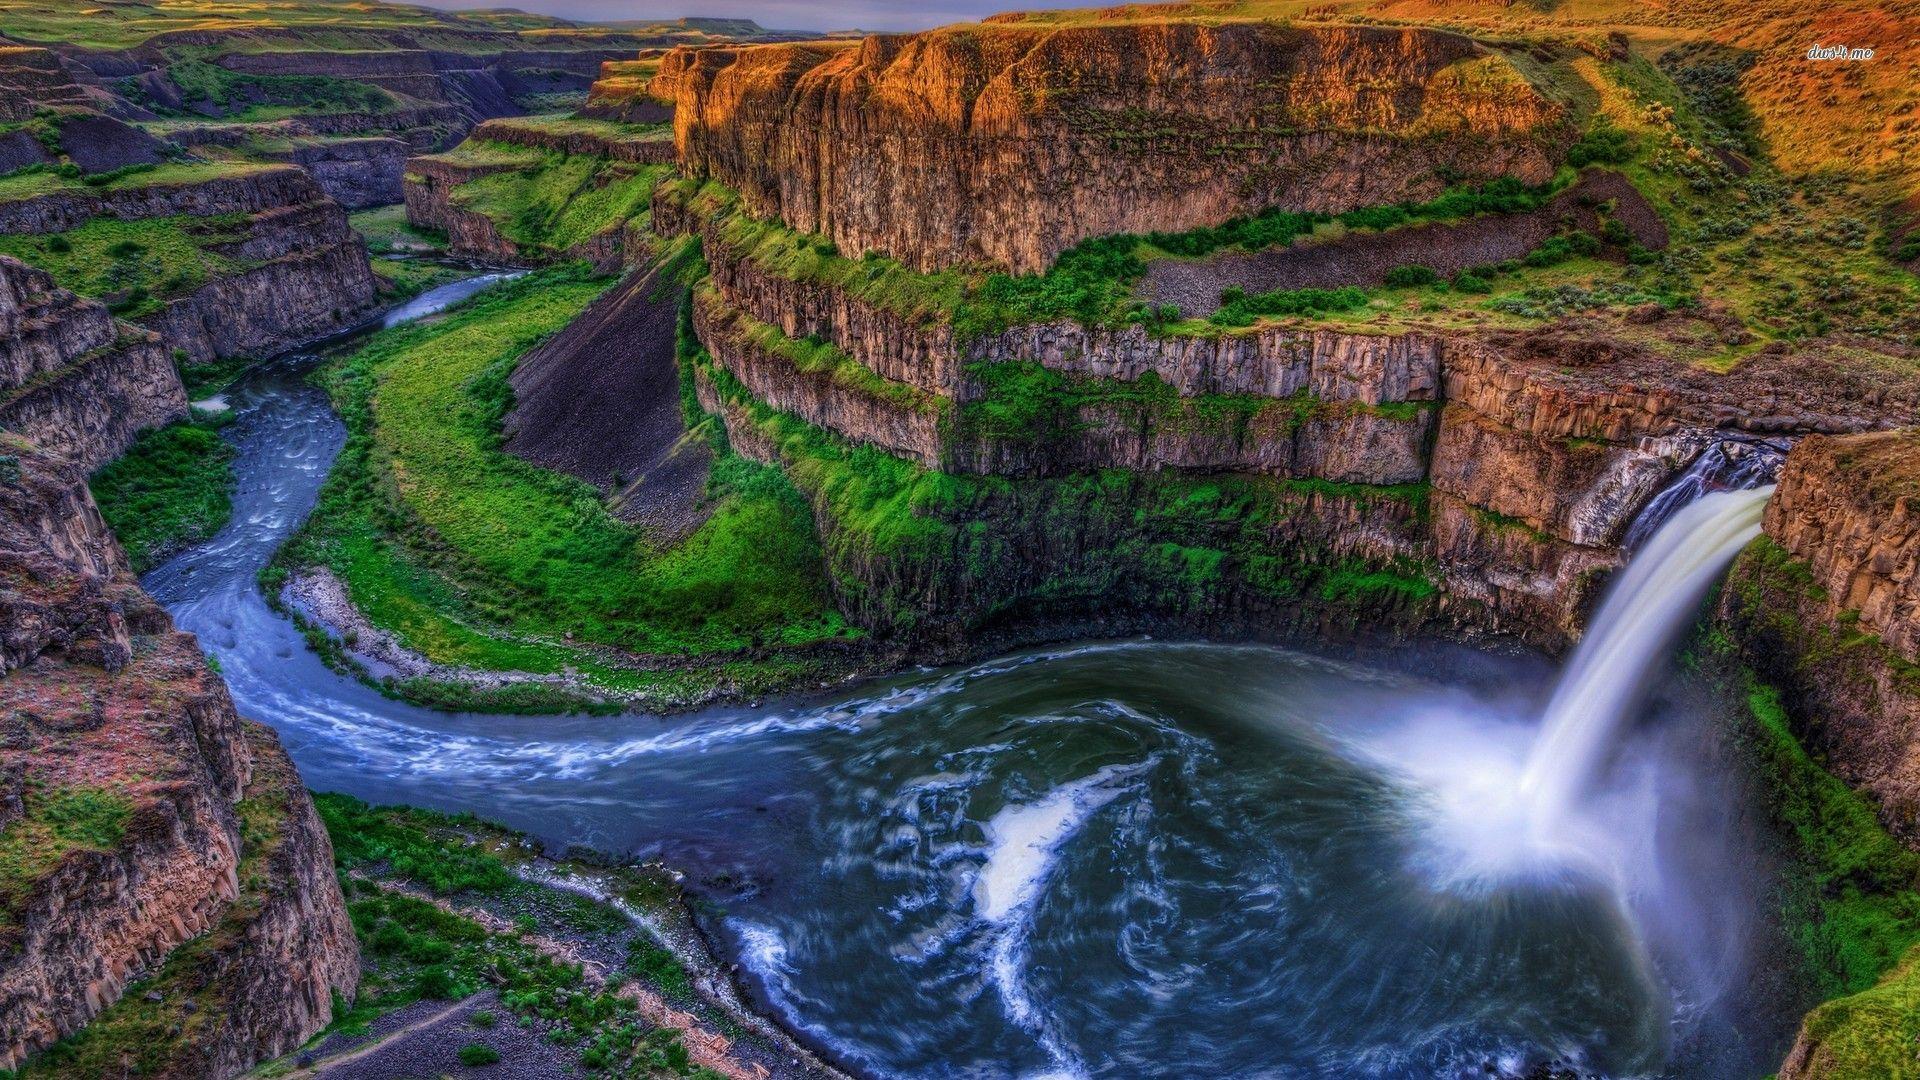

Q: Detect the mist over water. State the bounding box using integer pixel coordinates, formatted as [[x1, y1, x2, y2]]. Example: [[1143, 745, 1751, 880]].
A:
[[143, 275, 1797, 1078]]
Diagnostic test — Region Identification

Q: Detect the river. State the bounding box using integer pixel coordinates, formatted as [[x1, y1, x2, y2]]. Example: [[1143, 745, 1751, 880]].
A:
[[144, 274, 1796, 1079]]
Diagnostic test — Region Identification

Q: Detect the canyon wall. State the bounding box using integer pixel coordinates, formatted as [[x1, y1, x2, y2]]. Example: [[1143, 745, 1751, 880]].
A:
[[269, 137, 410, 209], [0, 256, 186, 471], [1724, 430, 1920, 842], [0, 166, 380, 365], [653, 23, 1568, 273], [661, 176, 1919, 649], [0, 442, 356, 1075]]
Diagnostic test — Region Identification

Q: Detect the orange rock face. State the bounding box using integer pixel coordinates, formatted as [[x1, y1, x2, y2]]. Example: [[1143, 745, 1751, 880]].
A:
[[656, 22, 1568, 273]]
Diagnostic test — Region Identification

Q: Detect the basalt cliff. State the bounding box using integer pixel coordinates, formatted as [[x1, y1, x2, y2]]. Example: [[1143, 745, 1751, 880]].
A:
[[0, 165, 380, 366], [653, 22, 1568, 274], [0, 440, 357, 1074]]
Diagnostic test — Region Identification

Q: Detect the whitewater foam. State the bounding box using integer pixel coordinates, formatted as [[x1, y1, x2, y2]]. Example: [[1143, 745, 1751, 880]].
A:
[[973, 763, 1150, 1079]]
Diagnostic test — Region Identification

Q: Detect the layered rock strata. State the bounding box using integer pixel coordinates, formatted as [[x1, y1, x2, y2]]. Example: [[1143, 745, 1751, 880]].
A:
[[1723, 429, 1920, 841], [0, 166, 380, 364], [0, 443, 357, 1075], [654, 23, 1569, 273], [0, 256, 186, 470], [469, 116, 674, 163], [268, 136, 410, 209], [666, 181, 1919, 648]]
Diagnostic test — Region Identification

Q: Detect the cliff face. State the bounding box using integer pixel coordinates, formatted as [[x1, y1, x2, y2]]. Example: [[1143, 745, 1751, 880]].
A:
[[270, 137, 410, 209], [0, 444, 357, 1076], [665, 179, 1919, 647], [0, 256, 186, 471], [403, 127, 663, 269], [1723, 430, 1920, 842], [0, 167, 380, 365], [655, 23, 1567, 273]]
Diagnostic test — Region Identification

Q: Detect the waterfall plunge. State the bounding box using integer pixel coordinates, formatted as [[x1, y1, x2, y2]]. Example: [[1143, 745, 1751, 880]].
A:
[[1516, 486, 1774, 828]]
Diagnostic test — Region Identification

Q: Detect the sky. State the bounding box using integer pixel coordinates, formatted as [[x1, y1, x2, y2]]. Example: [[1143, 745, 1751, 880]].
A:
[[419, 0, 1080, 32]]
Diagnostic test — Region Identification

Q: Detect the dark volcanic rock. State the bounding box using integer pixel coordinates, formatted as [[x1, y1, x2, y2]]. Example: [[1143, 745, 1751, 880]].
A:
[[504, 263, 713, 540], [54, 113, 169, 175]]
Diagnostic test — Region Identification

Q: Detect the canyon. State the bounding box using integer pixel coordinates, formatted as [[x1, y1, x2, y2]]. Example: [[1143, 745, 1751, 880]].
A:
[[2, 0, 1919, 1075]]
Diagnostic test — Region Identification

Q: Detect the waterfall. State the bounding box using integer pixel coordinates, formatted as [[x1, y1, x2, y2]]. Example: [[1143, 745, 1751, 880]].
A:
[[1517, 486, 1774, 827], [1622, 439, 1786, 551]]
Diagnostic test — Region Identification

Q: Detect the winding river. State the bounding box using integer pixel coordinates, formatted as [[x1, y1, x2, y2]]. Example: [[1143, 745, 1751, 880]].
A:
[[146, 276, 1797, 1079]]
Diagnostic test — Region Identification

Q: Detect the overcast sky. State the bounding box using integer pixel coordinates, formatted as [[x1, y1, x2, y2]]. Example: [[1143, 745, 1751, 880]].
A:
[[420, 0, 1078, 32]]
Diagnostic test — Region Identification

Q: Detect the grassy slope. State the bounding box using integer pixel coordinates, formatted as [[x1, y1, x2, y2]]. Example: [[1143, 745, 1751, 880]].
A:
[[287, 794, 724, 1079], [89, 413, 239, 574], [0, 787, 132, 928], [445, 150, 668, 256], [0, 213, 251, 319], [275, 266, 851, 707]]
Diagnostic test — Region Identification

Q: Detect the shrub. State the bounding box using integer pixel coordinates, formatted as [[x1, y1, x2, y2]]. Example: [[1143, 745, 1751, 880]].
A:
[[1451, 271, 1494, 294], [45, 235, 70, 253], [458, 1043, 502, 1066], [1383, 265, 1440, 288], [1567, 123, 1637, 167]]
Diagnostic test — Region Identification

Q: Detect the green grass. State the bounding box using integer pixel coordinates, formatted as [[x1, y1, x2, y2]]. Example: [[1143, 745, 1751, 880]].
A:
[[304, 794, 716, 1077], [278, 266, 849, 693], [1731, 674, 1920, 1075], [369, 256, 466, 301], [350, 205, 446, 255], [139, 59, 400, 121], [450, 153, 667, 255], [0, 786, 135, 927], [673, 171, 1581, 344], [0, 214, 251, 318], [89, 413, 238, 574], [0, 159, 274, 203]]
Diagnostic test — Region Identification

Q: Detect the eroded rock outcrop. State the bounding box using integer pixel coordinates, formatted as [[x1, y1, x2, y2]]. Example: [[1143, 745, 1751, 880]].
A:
[[655, 23, 1569, 273], [1723, 430, 1920, 842], [0, 166, 380, 365], [269, 136, 410, 209], [0, 256, 186, 471], [0, 444, 357, 1075]]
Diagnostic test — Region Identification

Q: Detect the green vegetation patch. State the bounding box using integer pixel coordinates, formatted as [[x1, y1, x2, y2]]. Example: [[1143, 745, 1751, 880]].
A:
[[306, 794, 718, 1077], [690, 334, 1435, 637], [1742, 680, 1920, 997], [0, 213, 252, 318], [90, 412, 238, 574], [0, 786, 134, 927], [449, 150, 667, 256], [351, 205, 446, 255], [134, 59, 400, 122], [668, 173, 1577, 343], [277, 266, 850, 702], [0, 159, 274, 204]]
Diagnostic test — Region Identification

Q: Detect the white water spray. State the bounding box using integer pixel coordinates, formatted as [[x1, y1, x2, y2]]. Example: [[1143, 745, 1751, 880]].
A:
[[1517, 486, 1774, 826]]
